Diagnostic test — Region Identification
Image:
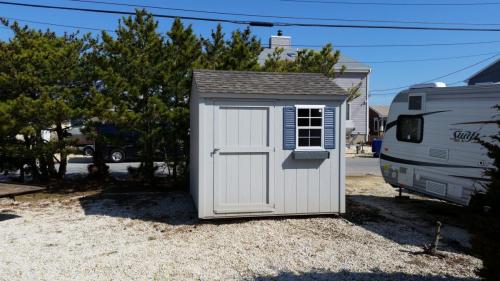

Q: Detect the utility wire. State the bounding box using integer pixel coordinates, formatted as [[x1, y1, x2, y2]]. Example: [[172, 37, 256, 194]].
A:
[[371, 54, 499, 94], [292, 40, 500, 48], [2, 1, 500, 32], [4, 16, 500, 49], [364, 51, 500, 64], [282, 0, 500, 6], [3, 16, 114, 32], [2, 17, 498, 65], [65, 0, 500, 27]]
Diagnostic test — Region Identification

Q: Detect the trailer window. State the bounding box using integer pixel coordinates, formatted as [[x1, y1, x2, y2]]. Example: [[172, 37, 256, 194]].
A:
[[408, 96, 422, 110], [297, 107, 323, 148], [396, 115, 423, 143]]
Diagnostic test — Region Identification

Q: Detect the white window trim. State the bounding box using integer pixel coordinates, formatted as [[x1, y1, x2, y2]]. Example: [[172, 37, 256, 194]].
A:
[[295, 105, 325, 150]]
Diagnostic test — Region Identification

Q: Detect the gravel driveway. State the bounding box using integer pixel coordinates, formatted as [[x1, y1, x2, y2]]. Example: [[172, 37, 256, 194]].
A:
[[0, 180, 480, 281]]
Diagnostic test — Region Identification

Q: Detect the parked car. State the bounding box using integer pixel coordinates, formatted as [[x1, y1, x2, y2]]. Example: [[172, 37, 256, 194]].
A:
[[96, 125, 166, 163]]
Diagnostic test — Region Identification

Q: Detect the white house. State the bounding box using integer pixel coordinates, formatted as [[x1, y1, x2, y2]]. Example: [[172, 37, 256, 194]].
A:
[[258, 33, 371, 144], [190, 70, 348, 219]]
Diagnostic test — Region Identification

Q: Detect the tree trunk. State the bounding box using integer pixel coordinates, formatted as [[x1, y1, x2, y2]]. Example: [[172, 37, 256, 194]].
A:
[[89, 139, 109, 179], [55, 123, 67, 179]]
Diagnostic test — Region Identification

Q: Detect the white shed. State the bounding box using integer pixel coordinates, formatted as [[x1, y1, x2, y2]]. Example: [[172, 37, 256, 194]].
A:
[[190, 70, 348, 219]]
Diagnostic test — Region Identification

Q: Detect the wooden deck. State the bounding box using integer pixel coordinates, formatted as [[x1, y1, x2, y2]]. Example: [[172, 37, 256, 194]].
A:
[[0, 183, 45, 199]]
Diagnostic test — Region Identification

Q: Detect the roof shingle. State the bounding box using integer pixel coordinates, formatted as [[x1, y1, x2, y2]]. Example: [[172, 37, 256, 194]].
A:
[[193, 69, 347, 96]]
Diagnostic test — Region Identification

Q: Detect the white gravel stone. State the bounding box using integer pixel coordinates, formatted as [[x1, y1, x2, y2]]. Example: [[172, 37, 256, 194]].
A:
[[0, 191, 480, 281]]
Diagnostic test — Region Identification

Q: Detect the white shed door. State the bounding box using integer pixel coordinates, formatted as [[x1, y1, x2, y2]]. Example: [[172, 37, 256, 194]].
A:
[[213, 102, 275, 214]]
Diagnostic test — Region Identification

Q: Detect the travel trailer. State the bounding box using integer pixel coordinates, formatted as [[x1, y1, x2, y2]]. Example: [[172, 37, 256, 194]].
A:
[[380, 82, 499, 206]]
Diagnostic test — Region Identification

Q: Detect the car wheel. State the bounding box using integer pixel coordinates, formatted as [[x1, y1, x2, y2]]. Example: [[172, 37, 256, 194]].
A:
[[83, 146, 94, 156], [110, 149, 125, 163]]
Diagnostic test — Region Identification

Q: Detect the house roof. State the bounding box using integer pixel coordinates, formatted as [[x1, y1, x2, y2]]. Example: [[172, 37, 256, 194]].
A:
[[193, 69, 348, 96], [258, 48, 371, 72], [465, 58, 500, 83], [370, 105, 390, 117]]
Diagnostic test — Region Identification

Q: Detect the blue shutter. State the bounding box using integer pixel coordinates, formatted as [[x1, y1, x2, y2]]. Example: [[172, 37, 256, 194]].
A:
[[324, 107, 336, 149], [283, 106, 296, 150]]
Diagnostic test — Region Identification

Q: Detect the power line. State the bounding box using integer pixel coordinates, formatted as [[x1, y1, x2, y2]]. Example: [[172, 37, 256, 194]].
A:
[[371, 54, 499, 94], [2, 17, 498, 65], [3, 17, 114, 32], [65, 0, 500, 27], [4, 16, 500, 50], [364, 51, 500, 64], [2, 1, 500, 32], [281, 0, 500, 6], [292, 40, 500, 48]]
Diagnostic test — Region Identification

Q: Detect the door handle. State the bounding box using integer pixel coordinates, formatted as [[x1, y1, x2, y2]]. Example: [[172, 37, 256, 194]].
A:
[[211, 148, 220, 156]]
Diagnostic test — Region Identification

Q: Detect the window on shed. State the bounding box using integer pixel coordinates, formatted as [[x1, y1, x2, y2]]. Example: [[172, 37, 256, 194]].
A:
[[297, 107, 323, 148], [396, 115, 423, 143]]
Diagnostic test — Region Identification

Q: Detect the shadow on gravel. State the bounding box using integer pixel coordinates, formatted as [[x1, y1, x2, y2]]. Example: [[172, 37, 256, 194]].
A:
[[0, 213, 21, 222], [78, 191, 199, 225], [251, 270, 478, 281], [344, 194, 475, 254], [78, 191, 342, 227]]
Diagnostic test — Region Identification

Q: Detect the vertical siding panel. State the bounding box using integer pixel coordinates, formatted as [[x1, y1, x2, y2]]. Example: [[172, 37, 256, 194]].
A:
[[202, 100, 214, 217], [319, 155, 331, 212], [238, 109, 251, 146], [274, 105, 285, 213], [331, 104, 342, 212], [307, 167, 320, 213], [226, 108, 238, 146], [250, 109, 262, 146], [296, 168, 308, 213], [284, 152, 297, 213], [250, 153, 264, 204], [225, 154, 238, 206], [238, 154, 251, 204]]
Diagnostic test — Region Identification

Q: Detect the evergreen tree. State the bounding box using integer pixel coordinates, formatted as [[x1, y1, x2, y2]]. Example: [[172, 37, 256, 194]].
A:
[[0, 20, 91, 181], [263, 43, 345, 77], [223, 27, 262, 71], [163, 18, 202, 178], [472, 105, 500, 280], [201, 24, 226, 70]]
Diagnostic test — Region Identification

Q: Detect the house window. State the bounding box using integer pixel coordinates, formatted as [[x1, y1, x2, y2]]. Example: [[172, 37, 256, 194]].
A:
[[396, 115, 423, 143], [296, 106, 323, 148]]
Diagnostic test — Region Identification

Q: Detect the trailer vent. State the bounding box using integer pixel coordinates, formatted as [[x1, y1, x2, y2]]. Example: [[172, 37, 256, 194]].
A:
[[426, 180, 447, 196], [429, 148, 449, 160]]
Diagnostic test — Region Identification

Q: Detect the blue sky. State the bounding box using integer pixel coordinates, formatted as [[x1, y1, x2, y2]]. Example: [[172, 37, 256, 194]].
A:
[[1, 0, 499, 105]]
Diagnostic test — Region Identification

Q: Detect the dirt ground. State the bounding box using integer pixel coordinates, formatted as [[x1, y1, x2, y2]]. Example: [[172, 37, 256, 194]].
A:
[[0, 176, 481, 281]]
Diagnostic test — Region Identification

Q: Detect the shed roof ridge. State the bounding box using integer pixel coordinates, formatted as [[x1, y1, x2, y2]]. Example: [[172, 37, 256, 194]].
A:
[[193, 69, 330, 76]]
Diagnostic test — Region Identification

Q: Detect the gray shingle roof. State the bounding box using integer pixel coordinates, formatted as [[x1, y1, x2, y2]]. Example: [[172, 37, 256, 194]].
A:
[[258, 48, 371, 72], [193, 69, 347, 96], [370, 105, 390, 117]]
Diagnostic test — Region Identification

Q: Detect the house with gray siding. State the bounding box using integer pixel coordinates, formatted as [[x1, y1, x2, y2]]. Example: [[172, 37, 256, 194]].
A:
[[258, 34, 371, 144], [466, 58, 500, 85]]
